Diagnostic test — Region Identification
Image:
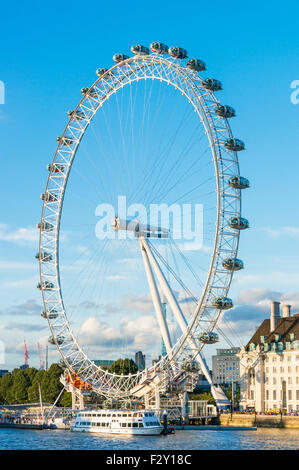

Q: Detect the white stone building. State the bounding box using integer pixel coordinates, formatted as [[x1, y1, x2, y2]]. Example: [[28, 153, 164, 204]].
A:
[[238, 301, 299, 412]]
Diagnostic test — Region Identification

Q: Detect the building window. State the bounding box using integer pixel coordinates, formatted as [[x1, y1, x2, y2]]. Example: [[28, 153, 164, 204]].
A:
[[288, 390, 292, 400], [273, 390, 277, 400]]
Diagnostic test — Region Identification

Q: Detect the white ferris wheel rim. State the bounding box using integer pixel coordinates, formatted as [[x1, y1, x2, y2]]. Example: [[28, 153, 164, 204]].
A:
[[38, 51, 243, 397]]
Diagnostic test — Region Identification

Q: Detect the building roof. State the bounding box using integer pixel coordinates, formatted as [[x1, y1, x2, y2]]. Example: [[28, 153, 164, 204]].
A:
[[245, 314, 299, 351]]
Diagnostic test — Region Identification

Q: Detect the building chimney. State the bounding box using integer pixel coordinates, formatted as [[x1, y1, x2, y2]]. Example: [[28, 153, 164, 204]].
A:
[[282, 304, 291, 318], [270, 301, 280, 331]]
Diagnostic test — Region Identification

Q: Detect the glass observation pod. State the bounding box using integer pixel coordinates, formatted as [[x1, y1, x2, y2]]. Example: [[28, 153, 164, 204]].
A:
[[37, 281, 54, 290], [113, 53, 129, 63], [168, 46, 188, 59], [198, 332, 219, 344], [41, 309, 58, 319], [37, 222, 54, 231], [81, 87, 98, 98], [229, 216, 249, 230], [228, 176, 250, 189], [96, 68, 114, 78], [41, 192, 58, 202], [47, 163, 65, 173], [56, 136, 74, 146], [222, 257, 244, 271], [224, 138, 245, 151], [186, 58, 206, 71], [215, 105, 236, 118], [67, 110, 85, 121], [48, 335, 64, 345], [212, 297, 233, 310], [131, 44, 149, 55], [202, 78, 222, 91], [149, 42, 169, 54], [181, 360, 199, 372], [35, 251, 53, 262]]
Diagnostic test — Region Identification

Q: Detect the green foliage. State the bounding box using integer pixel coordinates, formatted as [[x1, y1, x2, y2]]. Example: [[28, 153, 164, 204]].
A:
[[189, 392, 215, 405], [0, 364, 65, 405], [59, 391, 72, 407], [109, 358, 139, 375]]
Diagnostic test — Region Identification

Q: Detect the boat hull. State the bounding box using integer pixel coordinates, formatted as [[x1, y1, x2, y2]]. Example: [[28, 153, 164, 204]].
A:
[[71, 426, 163, 436]]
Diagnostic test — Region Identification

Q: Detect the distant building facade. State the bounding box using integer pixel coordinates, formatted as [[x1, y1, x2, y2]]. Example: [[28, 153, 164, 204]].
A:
[[212, 348, 240, 385], [135, 351, 146, 370], [238, 302, 299, 413]]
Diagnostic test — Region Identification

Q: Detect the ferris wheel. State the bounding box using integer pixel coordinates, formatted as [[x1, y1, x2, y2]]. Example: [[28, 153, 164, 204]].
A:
[[36, 42, 249, 408]]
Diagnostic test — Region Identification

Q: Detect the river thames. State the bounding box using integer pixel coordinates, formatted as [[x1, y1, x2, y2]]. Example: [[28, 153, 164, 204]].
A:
[[0, 428, 299, 450]]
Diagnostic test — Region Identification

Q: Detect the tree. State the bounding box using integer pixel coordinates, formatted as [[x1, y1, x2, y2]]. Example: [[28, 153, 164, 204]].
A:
[[27, 370, 46, 402], [189, 391, 215, 405], [11, 371, 29, 403], [0, 372, 13, 404], [109, 358, 138, 375], [60, 391, 72, 407]]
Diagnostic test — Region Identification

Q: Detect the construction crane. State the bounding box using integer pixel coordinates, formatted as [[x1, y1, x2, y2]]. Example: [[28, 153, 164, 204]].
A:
[[37, 341, 44, 370]]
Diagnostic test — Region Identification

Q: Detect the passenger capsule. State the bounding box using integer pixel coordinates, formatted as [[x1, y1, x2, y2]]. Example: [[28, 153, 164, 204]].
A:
[[131, 44, 149, 55], [37, 222, 54, 231], [57, 136, 74, 146], [212, 297, 233, 310], [168, 46, 188, 59], [41, 192, 58, 202], [149, 42, 169, 54], [186, 58, 206, 72], [96, 68, 114, 79], [224, 138, 245, 151], [202, 78, 222, 91], [48, 335, 64, 345], [41, 309, 58, 319], [198, 332, 219, 344], [181, 359, 199, 372], [222, 257, 244, 271], [228, 176, 250, 189], [229, 216, 249, 230], [215, 105, 235, 118], [81, 87, 98, 98], [35, 252, 52, 262], [113, 53, 129, 63], [67, 110, 85, 121], [47, 163, 65, 173], [37, 281, 54, 290]]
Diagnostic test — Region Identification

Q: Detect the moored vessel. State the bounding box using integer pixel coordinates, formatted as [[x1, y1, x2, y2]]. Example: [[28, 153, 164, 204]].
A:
[[71, 409, 163, 435]]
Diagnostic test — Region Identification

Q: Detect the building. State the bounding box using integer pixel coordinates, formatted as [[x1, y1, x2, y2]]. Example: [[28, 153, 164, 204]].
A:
[[135, 351, 146, 370], [0, 369, 8, 378], [238, 301, 299, 413], [212, 348, 240, 385]]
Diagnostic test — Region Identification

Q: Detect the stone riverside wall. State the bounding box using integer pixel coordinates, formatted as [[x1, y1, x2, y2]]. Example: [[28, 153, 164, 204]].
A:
[[219, 413, 299, 429]]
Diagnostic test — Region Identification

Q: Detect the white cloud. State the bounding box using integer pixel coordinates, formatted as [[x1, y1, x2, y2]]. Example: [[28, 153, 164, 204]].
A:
[[261, 226, 299, 240], [0, 224, 38, 245]]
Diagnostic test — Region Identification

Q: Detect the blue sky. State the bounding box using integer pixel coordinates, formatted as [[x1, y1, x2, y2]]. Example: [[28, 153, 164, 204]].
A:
[[1, 0, 299, 370]]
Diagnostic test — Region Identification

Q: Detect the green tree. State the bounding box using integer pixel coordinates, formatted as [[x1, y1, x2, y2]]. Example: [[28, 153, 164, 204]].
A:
[[11, 370, 29, 403], [0, 372, 13, 404], [109, 358, 138, 375], [189, 391, 215, 405], [60, 391, 72, 407], [27, 369, 46, 402]]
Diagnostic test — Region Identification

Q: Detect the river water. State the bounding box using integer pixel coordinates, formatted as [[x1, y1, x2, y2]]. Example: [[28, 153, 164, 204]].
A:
[[0, 428, 299, 450]]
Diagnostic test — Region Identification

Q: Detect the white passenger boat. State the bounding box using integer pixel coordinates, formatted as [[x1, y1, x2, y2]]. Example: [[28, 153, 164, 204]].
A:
[[71, 409, 163, 435]]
